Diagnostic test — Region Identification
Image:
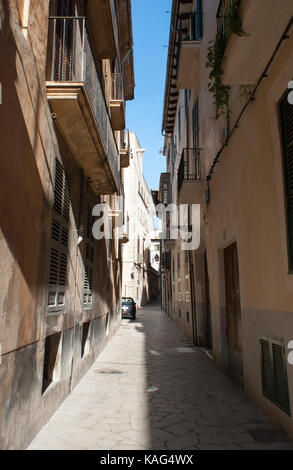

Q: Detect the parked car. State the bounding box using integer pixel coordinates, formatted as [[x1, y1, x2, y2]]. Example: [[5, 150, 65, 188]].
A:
[[121, 297, 136, 320]]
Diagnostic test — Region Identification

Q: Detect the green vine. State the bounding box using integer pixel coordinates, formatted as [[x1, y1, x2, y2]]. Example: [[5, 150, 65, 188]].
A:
[[206, 0, 246, 120], [224, 0, 245, 39], [206, 38, 231, 120]]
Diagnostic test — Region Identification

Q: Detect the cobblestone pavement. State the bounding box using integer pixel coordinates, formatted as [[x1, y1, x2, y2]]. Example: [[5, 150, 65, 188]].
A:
[[28, 303, 293, 450]]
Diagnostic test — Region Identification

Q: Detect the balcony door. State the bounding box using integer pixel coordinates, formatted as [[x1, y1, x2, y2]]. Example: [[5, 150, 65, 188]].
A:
[[224, 242, 243, 385], [53, 0, 75, 81], [191, 0, 203, 40], [204, 252, 212, 350], [191, 99, 200, 179], [56, 0, 74, 16]]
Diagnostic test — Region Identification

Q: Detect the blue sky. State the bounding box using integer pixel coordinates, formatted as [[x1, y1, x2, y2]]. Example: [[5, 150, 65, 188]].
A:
[[126, 0, 171, 191]]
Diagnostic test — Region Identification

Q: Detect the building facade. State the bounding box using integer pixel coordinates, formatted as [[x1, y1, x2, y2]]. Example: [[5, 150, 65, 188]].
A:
[[0, 0, 134, 449], [121, 132, 160, 307], [160, 0, 293, 438]]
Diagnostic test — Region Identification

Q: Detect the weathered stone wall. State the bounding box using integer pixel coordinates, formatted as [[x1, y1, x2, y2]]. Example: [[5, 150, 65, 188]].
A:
[[0, 1, 123, 449]]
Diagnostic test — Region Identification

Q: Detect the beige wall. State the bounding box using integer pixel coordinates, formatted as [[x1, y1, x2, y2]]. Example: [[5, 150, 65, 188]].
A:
[[162, 0, 293, 439], [0, 0, 129, 449]]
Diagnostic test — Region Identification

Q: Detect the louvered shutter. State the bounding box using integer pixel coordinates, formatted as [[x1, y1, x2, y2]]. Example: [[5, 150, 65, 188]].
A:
[[48, 160, 71, 311], [260, 339, 275, 399], [280, 91, 293, 272], [260, 336, 291, 415], [83, 203, 96, 307], [272, 343, 290, 414]]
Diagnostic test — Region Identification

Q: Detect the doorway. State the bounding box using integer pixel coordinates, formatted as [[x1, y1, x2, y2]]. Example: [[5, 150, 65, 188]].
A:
[[204, 252, 213, 350], [224, 242, 243, 385]]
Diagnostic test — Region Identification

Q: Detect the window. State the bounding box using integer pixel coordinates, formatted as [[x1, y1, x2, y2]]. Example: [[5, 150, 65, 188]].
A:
[[193, 99, 199, 148], [177, 252, 181, 302], [163, 184, 168, 205], [47, 159, 71, 311], [191, 0, 203, 40], [185, 90, 191, 112], [42, 332, 62, 394], [185, 251, 190, 303], [178, 107, 181, 143], [260, 335, 291, 415], [81, 321, 91, 358], [83, 204, 95, 308], [279, 90, 293, 272], [56, 0, 74, 16]]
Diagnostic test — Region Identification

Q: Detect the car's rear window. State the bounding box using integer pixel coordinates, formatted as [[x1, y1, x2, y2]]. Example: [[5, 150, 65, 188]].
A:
[[122, 298, 133, 304]]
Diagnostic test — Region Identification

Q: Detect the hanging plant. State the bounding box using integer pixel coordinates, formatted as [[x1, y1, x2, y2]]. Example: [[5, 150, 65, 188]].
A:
[[206, 38, 231, 120], [206, 0, 246, 120], [224, 0, 246, 40]]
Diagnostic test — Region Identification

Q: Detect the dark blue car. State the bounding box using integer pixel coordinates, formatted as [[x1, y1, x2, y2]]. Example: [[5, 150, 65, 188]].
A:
[[121, 297, 136, 320]]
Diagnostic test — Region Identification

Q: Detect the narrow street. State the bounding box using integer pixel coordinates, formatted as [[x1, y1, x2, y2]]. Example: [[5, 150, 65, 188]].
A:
[[28, 304, 293, 451]]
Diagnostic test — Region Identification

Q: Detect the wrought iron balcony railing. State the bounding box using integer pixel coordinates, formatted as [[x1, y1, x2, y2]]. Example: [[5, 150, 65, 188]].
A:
[[178, 148, 201, 194], [48, 16, 119, 184]]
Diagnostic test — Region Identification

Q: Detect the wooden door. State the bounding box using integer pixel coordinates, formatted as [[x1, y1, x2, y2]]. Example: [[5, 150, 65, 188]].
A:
[[224, 242, 243, 383], [204, 252, 212, 350]]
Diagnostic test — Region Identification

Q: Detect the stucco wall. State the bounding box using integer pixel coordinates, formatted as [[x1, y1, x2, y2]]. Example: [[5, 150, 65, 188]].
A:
[[162, 0, 293, 438], [0, 1, 123, 449]]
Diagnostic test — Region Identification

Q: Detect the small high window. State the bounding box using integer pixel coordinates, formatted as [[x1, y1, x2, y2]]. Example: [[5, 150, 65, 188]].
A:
[[42, 332, 62, 394]]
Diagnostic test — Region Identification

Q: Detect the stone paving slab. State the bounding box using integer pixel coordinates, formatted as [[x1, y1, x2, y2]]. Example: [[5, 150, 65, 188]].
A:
[[27, 304, 293, 450]]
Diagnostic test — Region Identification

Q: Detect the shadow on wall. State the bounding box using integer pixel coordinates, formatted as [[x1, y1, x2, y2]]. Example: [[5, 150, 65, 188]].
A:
[[0, 2, 51, 449]]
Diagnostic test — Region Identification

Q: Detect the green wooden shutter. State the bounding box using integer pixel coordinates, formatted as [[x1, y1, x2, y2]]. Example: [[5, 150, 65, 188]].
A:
[[48, 159, 71, 311], [272, 343, 291, 414], [260, 336, 291, 416], [260, 339, 275, 399], [83, 203, 96, 307], [279, 91, 293, 272]]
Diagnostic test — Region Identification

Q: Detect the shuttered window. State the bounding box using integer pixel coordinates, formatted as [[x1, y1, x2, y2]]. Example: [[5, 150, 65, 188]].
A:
[[83, 204, 95, 308], [280, 91, 293, 272], [260, 336, 291, 416], [48, 159, 71, 311]]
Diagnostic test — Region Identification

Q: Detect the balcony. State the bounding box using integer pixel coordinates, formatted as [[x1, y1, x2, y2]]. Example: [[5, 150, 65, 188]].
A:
[[178, 148, 202, 204], [87, 0, 118, 58], [46, 17, 120, 195], [109, 73, 125, 130], [120, 129, 130, 168], [218, 0, 293, 85], [176, 11, 202, 90]]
